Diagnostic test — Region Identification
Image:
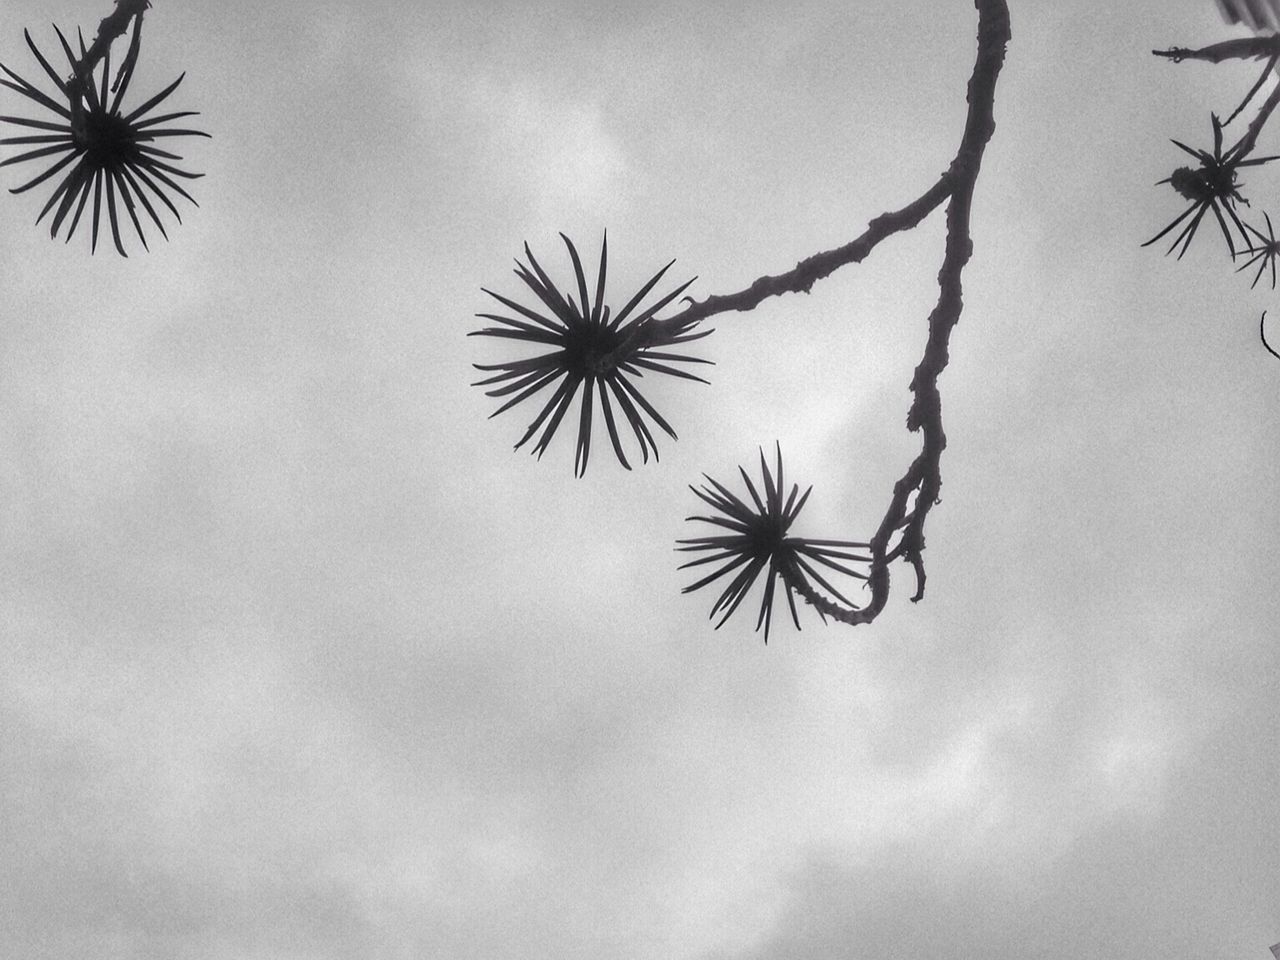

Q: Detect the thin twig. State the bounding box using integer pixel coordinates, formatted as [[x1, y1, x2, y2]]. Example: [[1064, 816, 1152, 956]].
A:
[[1152, 37, 1280, 154], [1224, 53, 1279, 126], [664, 176, 953, 330], [1263, 311, 1280, 360], [1154, 37, 1280, 65], [1229, 76, 1280, 160], [598, 174, 954, 370]]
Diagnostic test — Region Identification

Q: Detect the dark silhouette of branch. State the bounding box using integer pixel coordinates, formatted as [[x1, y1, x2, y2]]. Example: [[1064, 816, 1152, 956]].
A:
[[1263, 312, 1280, 360], [601, 0, 1008, 632], [578, 0, 1007, 631], [1153, 37, 1280, 160], [67, 0, 150, 141], [592, 175, 956, 375], [661, 176, 953, 331], [1154, 37, 1280, 65], [471, 2, 1009, 633], [1231, 75, 1280, 160], [598, 24, 1015, 369], [626, 0, 1005, 351], [735, 0, 1007, 628], [1224, 52, 1279, 125]]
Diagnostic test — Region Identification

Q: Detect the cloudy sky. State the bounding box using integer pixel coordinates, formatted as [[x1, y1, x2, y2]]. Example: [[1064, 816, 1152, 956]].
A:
[[2, 0, 1278, 957]]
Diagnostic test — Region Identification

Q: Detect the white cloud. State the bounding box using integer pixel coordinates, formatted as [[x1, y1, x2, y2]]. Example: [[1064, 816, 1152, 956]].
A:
[[467, 76, 635, 223]]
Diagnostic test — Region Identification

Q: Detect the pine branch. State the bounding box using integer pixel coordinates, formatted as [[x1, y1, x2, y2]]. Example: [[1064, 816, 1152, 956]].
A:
[[1151, 35, 1280, 161], [789, 0, 1010, 626], [1154, 36, 1280, 64], [471, 1, 1010, 630], [663, 175, 954, 329], [66, 0, 150, 142], [1230, 76, 1280, 160]]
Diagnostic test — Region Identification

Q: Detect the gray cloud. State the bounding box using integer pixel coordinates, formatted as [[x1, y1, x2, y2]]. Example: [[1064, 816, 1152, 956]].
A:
[[2, 0, 1279, 957]]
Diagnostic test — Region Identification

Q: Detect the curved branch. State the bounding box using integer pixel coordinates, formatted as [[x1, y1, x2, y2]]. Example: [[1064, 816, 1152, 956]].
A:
[[663, 175, 954, 330], [624, 1, 1008, 359], [600, 168, 955, 373], [1263, 311, 1280, 360], [604, 3, 1011, 396], [1151, 36, 1280, 158], [1229, 76, 1280, 160], [789, 0, 1010, 627]]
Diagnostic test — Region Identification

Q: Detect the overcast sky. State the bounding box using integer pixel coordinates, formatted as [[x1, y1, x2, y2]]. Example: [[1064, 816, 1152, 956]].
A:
[[2, 0, 1279, 958]]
